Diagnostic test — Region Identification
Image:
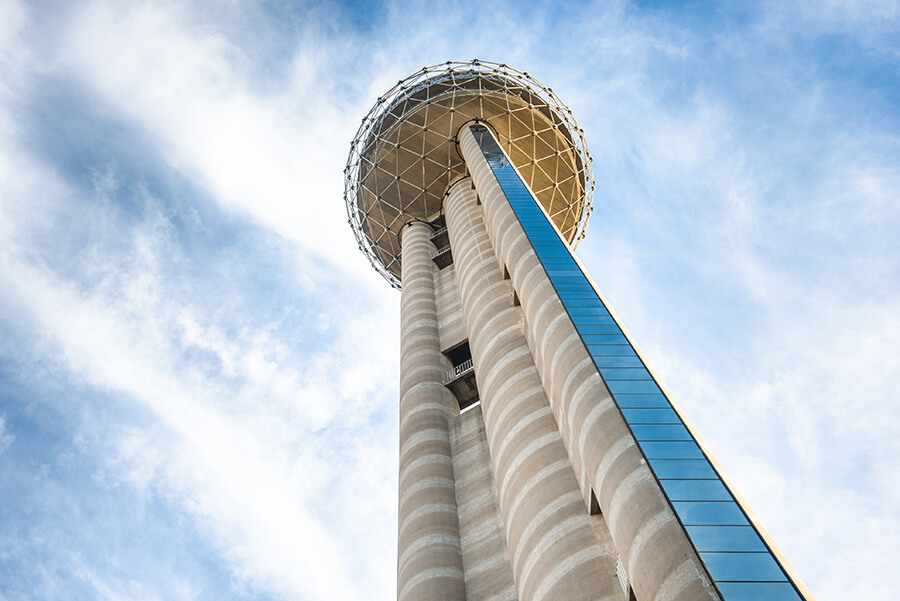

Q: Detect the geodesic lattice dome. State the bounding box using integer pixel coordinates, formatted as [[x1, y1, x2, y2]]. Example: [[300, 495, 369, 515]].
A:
[[344, 59, 594, 289]]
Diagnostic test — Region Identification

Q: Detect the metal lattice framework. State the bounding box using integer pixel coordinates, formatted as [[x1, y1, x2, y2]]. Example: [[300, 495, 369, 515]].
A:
[[344, 59, 594, 289]]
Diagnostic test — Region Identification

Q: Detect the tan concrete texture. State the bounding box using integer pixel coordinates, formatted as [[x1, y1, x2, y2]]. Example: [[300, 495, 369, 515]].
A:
[[434, 264, 468, 353], [450, 405, 519, 601]]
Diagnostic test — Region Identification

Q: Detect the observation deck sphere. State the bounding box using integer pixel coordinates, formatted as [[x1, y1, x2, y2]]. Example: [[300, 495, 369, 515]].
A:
[[344, 59, 594, 288]]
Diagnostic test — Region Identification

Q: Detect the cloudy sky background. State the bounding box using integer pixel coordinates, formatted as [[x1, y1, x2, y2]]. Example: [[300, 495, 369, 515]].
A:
[[0, 0, 897, 599]]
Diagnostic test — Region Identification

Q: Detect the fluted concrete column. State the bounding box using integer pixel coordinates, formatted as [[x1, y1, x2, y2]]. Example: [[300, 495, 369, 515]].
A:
[[398, 221, 466, 601], [443, 182, 616, 601], [459, 124, 719, 601]]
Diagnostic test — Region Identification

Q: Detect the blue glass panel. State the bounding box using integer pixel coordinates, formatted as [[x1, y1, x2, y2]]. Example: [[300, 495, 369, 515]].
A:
[[641, 441, 704, 458], [581, 328, 623, 339], [631, 424, 692, 441], [686, 526, 767, 552], [651, 459, 716, 479], [716, 582, 801, 601], [603, 368, 652, 381], [673, 501, 748, 525], [606, 379, 659, 394], [555, 282, 594, 291], [542, 263, 576, 270], [701, 552, 787, 582], [558, 290, 598, 299], [563, 298, 609, 308], [575, 319, 618, 329], [623, 408, 680, 424], [550, 276, 588, 284], [545, 269, 582, 276], [570, 308, 611, 319], [591, 356, 644, 368], [587, 337, 631, 349], [660, 479, 730, 501], [588, 345, 634, 356]]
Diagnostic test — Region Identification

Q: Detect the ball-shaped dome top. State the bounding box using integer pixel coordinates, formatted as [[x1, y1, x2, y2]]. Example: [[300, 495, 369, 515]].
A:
[[344, 59, 594, 289]]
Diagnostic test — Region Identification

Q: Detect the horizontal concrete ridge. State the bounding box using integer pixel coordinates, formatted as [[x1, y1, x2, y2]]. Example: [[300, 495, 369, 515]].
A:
[[459, 124, 720, 601], [398, 222, 465, 601], [445, 169, 614, 601]]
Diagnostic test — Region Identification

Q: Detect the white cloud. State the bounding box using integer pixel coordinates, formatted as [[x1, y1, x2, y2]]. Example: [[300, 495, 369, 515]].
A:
[[59, 1, 378, 288], [0, 100, 397, 598]]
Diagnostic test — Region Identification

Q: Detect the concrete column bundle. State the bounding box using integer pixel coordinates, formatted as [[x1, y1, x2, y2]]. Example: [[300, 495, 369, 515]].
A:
[[444, 181, 617, 601], [398, 221, 467, 601], [459, 125, 719, 601]]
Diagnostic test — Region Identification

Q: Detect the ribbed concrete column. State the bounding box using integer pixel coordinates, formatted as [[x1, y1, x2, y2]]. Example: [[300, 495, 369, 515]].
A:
[[398, 221, 466, 601], [459, 124, 719, 601], [444, 182, 616, 601]]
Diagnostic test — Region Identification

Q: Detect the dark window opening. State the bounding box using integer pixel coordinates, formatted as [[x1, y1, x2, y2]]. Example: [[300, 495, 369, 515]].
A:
[[444, 341, 471, 367], [442, 341, 478, 411]]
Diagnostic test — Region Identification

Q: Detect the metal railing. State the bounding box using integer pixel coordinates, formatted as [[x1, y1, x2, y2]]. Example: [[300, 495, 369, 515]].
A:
[[615, 554, 630, 600], [432, 244, 451, 257], [429, 226, 447, 239], [442, 359, 473, 384]]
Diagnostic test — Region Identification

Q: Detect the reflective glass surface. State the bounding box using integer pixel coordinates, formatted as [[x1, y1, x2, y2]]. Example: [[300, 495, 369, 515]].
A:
[[701, 553, 787, 582], [602, 368, 652, 381], [650, 458, 717, 478], [606, 379, 660, 394], [614, 393, 670, 408], [559, 289, 602, 299], [686, 526, 767, 552], [584, 345, 634, 356], [641, 441, 705, 458], [568, 306, 611, 316], [591, 356, 644, 368], [622, 407, 680, 423], [581, 328, 625, 339], [564, 298, 612, 308], [716, 582, 802, 601], [472, 125, 799, 597], [660, 479, 732, 500], [673, 501, 748, 525], [631, 424, 693, 441]]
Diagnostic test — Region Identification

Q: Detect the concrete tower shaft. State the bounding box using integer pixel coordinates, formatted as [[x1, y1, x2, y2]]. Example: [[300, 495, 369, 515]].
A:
[[345, 61, 815, 601]]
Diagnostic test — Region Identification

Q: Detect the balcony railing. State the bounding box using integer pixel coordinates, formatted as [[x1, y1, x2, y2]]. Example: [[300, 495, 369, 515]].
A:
[[615, 554, 631, 600], [442, 358, 473, 384]]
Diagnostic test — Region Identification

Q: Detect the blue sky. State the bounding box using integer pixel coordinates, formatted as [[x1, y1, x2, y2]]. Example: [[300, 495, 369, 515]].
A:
[[0, 1, 897, 599]]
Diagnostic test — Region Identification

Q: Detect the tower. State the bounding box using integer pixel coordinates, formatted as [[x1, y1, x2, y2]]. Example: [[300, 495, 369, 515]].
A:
[[344, 61, 813, 601]]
